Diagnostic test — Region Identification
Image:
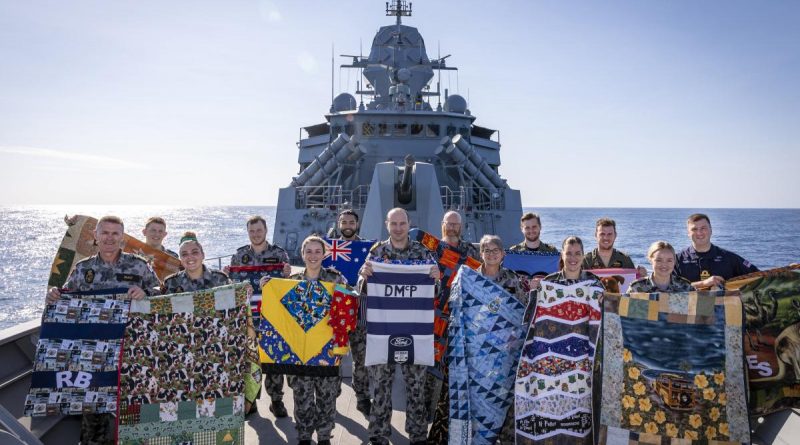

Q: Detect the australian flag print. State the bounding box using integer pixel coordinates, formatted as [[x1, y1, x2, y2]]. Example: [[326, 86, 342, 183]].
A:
[[322, 239, 374, 286]]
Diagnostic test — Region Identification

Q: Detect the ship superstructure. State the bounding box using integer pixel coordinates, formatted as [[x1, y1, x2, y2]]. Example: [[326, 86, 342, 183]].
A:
[[274, 1, 522, 260]]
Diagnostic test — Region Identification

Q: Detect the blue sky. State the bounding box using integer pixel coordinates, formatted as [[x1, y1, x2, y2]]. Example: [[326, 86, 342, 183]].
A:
[[1, 0, 798, 207]]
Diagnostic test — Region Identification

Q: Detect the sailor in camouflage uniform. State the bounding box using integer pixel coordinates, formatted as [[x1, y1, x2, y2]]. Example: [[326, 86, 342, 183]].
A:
[[142, 216, 179, 259], [581, 218, 649, 278], [286, 236, 348, 445], [331, 210, 374, 416], [440, 210, 481, 261], [508, 212, 558, 254], [162, 232, 231, 293], [228, 216, 292, 417], [357, 208, 440, 445], [46, 216, 161, 445], [629, 241, 695, 292], [471, 235, 529, 444]]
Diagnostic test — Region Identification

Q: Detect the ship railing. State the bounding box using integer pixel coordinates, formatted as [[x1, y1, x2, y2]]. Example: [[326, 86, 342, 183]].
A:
[[441, 186, 504, 211], [203, 255, 232, 271], [294, 185, 370, 211]]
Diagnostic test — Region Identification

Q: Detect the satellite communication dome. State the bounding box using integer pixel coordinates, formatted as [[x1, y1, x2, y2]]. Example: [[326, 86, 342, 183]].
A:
[[333, 93, 357, 112], [444, 94, 467, 113]]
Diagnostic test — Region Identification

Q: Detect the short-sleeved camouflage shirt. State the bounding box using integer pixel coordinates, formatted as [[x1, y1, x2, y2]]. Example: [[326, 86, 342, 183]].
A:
[[628, 274, 694, 293], [230, 243, 289, 266], [581, 248, 635, 269], [543, 270, 604, 289], [64, 251, 161, 295], [161, 266, 231, 294], [289, 267, 348, 286], [508, 240, 558, 254]]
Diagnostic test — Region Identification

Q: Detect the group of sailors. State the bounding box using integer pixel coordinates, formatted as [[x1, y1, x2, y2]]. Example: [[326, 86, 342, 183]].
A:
[[44, 209, 759, 445]]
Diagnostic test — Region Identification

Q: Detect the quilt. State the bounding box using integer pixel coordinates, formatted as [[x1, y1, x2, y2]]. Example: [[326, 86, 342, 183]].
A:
[[258, 279, 354, 376], [515, 280, 603, 445], [598, 291, 750, 444], [448, 266, 527, 445], [727, 264, 800, 416], [503, 250, 560, 277], [118, 283, 249, 445], [365, 261, 436, 366], [322, 238, 374, 286], [24, 288, 130, 417]]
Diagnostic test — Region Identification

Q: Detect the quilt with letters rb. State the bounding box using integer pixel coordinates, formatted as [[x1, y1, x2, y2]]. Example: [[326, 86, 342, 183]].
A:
[[24, 288, 130, 417]]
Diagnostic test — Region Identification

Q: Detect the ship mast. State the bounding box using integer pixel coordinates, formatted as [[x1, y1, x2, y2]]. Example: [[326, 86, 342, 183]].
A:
[[385, 0, 412, 25]]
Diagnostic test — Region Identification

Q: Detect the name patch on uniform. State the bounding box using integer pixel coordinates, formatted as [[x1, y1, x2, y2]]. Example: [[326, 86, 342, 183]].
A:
[[115, 273, 141, 283]]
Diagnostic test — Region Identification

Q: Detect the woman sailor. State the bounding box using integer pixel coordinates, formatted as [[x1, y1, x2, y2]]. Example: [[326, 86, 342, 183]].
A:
[[629, 241, 695, 292]]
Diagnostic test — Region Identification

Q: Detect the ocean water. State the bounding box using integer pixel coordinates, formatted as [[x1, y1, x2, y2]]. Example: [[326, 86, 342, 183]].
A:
[[1, 206, 798, 330]]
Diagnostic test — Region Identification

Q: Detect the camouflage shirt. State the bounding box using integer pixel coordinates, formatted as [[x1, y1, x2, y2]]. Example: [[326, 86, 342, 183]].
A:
[[230, 243, 289, 266], [161, 266, 231, 294], [543, 270, 604, 289], [509, 240, 558, 254], [581, 248, 635, 269], [289, 267, 348, 286], [64, 251, 161, 295], [628, 274, 694, 293], [481, 266, 529, 307]]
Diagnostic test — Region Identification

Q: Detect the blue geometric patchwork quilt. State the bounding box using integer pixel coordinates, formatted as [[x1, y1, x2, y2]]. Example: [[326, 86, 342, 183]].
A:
[[448, 266, 526, 444]]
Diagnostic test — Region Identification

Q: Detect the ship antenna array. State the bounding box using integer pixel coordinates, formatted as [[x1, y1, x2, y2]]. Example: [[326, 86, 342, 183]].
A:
[[386, 1, 412, 25]]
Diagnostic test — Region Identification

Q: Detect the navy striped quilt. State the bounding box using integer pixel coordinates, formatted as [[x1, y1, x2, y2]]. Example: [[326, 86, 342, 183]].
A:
[[365, 261, 436, 366]]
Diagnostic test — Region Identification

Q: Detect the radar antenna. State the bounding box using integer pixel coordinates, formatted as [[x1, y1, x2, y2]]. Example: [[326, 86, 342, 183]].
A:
[[386, 1, 412, 25]]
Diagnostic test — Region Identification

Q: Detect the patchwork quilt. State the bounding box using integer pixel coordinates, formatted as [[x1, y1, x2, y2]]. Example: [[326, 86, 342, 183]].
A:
[[258, 279, 355, 376], [599, 291, 750, 444], [322, 238, 374, 286], [727, 264, 800, 416], [118, 283, 249, 445], [365, 261, 436, 366], [24, 288, 130, 417], [448, 266, 526, 445], [515, 280, 603, 445]]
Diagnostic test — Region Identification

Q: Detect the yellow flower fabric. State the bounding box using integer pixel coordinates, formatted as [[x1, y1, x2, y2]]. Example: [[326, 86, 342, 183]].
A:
[[633, 382, 646, 395], [622, 395, 636, 409], [720, 422, 730, 436], [689, 414, 702, 429], [709, 407, 721, 421], [654, 410, 666, 424], [684, 430, 699, 440], [714, 371, 725, 385], [628, 367, 641, 380], [705, 426, 717, 440], [644, 422, 658, 434], [623, 349, 632, 362], [638, 397, 652, 412], [703, 387, 716, 401], [665, 423, 678, 438], [694, 373, 709, 388], [629, 413, 643, 426]]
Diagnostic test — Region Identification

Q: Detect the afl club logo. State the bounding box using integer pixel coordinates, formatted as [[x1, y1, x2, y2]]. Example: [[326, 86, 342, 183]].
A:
[[390, 336, 412, 348]]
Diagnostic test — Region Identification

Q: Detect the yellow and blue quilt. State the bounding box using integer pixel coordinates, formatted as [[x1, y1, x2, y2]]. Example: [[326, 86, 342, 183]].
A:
[[258, 278, 345, 376]]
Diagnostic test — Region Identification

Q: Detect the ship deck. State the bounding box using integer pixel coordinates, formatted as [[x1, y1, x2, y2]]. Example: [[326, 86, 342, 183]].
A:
[[246, 355, 412, 444]]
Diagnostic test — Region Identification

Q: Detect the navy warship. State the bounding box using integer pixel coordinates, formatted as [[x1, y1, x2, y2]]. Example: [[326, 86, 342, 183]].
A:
[[273, 0, 522, 261]]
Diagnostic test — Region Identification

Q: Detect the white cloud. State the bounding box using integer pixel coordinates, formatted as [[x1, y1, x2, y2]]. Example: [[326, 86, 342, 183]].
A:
[[297, 51, 317, 73], [0, 146, 145, 169]]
